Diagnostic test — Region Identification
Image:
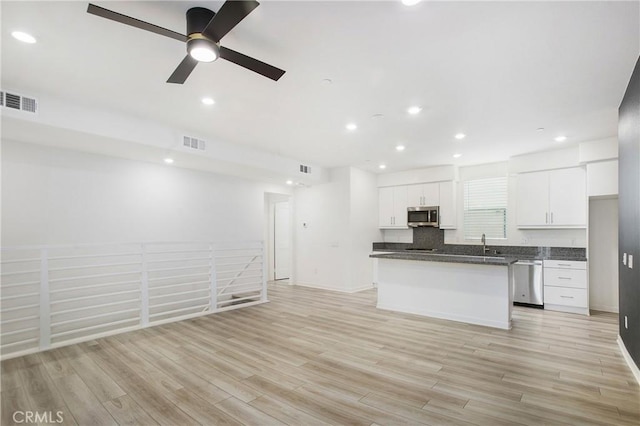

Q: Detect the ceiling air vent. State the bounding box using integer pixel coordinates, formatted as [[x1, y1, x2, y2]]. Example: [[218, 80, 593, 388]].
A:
[[183, 136, 206, 151], [299, 164, 311, 174], [0, 90, 38, 114]]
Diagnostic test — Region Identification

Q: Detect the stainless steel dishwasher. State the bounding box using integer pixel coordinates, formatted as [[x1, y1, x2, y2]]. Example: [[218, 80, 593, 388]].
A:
[[512, 260, 544, 308]]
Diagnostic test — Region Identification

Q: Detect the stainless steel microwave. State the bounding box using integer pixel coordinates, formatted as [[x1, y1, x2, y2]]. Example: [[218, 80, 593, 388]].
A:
[[407, 206, 439, 227]]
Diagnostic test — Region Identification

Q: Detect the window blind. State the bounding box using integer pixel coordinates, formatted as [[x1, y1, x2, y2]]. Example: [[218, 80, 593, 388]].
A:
[[463, 177, 507, 239]]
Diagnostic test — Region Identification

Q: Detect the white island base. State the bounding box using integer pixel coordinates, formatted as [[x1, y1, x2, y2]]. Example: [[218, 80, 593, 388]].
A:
[[376, 258, 513, 329]]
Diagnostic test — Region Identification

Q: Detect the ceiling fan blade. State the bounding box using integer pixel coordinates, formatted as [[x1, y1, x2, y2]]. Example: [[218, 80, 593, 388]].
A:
[[220, 47, 285, 81], [87, 3, 187, 42], [202, 0, 259, 42], [167, 55, 199, 84]]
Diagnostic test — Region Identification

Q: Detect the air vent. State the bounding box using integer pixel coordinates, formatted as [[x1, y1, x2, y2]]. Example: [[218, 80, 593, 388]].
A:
[[21, 97, 37, 113], [183, 136, 206, 151], [299, 164, 311, 174], [0, 90, 38, 114], [5, 93, 21, 110]]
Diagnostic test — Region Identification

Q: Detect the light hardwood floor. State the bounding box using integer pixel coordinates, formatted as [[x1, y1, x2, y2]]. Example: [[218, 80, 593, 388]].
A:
[[2, 282, 639, 425]]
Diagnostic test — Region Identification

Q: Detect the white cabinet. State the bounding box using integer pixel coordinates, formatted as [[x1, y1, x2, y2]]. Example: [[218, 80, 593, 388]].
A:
[[379, 186, 408, 228], [407, 183, 439, 207], [587, 160, 618, 197], [516, 168, 586, 228], [438, 181, 457, 229], [543, 260, 589, 315]]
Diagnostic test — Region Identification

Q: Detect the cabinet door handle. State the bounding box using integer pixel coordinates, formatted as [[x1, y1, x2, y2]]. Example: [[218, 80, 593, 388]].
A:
[[557, 263, 571, 266], [558, 277, 571, 280], [546, 213, 548, 224], [551, 212, 554, 223], [560, 295, 574, 299]]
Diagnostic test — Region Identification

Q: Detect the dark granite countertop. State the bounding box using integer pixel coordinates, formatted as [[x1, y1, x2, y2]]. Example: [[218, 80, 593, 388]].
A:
[[370, 248, 587, 262], [369, 251, 519, 266]]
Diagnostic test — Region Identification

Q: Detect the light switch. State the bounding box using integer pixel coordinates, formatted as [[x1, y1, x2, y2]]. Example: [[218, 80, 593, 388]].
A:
[[623, 253, 627, 265], [629, 254, 634, 269]]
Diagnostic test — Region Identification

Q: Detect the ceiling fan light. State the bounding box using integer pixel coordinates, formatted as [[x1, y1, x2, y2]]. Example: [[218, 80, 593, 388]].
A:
[[188, 38, 219, 62]]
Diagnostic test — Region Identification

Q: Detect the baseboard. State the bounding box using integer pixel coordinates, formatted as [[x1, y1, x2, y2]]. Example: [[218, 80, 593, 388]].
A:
[[589, 304, 619, 313], [294, 281, 375, 294], [617, 336, 640, 385]]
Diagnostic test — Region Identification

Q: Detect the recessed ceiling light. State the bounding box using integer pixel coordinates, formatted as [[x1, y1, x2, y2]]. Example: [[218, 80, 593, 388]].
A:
[[407, 106, 422, 115], [454, 133, 466, 140], [554, 135, 567, 142], [12, 31, 36, 44], [321, 78, 332, 85], [537, 127, 545, 132], [164, 158, 174, 164], [453, 153, 462, 158], [396, 145, 405, 152], [201, 97, 215, 105], [286, 180, 293, 185], [402, 0, 421, 6], [346, 123, 358, 131], [371, 113, 384, 119], [379, 164, 387, 169]]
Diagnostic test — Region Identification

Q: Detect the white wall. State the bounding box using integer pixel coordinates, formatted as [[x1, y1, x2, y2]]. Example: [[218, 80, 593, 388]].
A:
[[1, 140, 289, 246], [348, 168, 383, 291], [588, 198, 619, 312], [293, 167, 381, 292], [293, 168, 349, 291]]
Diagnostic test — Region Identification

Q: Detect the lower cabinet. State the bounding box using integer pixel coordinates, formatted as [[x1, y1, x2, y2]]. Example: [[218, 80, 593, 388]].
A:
[[543, 260, 589, 315]]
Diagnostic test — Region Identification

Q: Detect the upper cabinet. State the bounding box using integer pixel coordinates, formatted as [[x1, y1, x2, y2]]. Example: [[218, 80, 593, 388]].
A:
[[380, 182, 456, 230], [407, 183, 439, 207], [587, 160, 618, 197], [379, 186, 408, 229], [516, 167, 586, 228], [438, 181, 457, 229]]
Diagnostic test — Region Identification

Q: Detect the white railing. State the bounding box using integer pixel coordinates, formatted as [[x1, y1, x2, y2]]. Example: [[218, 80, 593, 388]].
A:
[[0, 241, 267, 360]]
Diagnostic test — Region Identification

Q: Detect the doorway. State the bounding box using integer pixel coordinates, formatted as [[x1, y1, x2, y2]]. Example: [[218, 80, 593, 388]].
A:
[[274, 201, 290, 280], [264, 193, 292, 282]]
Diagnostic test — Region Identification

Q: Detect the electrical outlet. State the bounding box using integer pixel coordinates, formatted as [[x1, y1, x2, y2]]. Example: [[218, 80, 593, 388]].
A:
[[625, 315, 628, 329]]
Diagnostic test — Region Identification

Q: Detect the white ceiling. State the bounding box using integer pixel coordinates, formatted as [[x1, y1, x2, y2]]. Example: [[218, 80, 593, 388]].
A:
[[2, 1, 639, 174]]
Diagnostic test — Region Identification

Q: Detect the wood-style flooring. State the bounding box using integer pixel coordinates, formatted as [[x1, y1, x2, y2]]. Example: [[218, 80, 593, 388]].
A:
[[2, 282, 639, 425]]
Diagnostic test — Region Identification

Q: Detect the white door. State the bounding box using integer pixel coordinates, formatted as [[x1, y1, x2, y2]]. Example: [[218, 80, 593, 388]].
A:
[[407, 184, 424, 206], [516, 171, 549, 227], [379, 187, 395, 227], [274, 201, 290, 280], [549, 168, 587, 226]]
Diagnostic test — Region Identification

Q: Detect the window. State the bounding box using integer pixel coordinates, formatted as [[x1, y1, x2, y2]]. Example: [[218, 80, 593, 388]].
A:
[[463, 176, 507, 239]]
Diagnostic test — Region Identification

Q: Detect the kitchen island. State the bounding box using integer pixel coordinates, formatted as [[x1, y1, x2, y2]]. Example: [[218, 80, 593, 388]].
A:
[[370, 252, 518, 329]]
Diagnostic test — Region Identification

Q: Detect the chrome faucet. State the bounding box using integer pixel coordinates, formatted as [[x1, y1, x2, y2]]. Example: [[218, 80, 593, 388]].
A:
[[481, 233, 489, 254]]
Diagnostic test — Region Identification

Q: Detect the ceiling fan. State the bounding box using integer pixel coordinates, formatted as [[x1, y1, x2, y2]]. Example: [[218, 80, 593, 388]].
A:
[[87, 1, 285, 84]]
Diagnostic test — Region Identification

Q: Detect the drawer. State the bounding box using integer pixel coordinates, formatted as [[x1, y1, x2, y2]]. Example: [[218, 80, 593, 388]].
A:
[[544, 286, 588, 307], [543, 260, 586, 270], [544, 268, 587, 288]]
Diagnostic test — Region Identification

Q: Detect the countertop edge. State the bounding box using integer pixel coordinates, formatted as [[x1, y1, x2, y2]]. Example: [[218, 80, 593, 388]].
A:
[[369, 252, 519, 266]]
